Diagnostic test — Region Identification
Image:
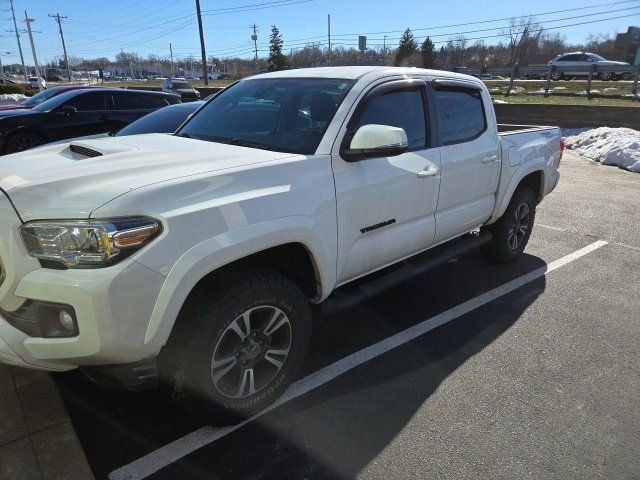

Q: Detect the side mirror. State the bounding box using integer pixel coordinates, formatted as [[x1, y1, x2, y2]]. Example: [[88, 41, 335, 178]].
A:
[[62, 105, 77, 116], [344, 124, 408, 160]]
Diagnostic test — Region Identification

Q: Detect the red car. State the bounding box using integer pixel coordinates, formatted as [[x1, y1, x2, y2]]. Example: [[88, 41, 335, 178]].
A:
[[0, 85, 99, 111]]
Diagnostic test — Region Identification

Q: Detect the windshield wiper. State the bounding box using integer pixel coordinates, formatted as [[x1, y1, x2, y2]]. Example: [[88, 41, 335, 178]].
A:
[[175, 132, 192, 138], [221, 138, 283, 152]]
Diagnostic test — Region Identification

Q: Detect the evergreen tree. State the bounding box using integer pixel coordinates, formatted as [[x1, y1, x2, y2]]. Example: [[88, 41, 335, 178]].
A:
[[268, 25, 287, 71], [421, 37, 437, 68], [394, 28, 418, 66]]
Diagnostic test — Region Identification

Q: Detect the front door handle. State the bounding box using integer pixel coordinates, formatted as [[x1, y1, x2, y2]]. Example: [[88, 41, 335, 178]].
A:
[[417, 165, 439, 178], [481, 155, 499, 164]]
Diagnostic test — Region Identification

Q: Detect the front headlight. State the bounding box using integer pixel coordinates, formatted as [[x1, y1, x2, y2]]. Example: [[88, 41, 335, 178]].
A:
[[20, 216, 161, 269]]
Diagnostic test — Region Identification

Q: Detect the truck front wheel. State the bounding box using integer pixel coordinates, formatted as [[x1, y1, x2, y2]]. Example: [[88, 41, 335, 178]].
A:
[[160, 266, 311, 422], [482, 187, 536, 263]]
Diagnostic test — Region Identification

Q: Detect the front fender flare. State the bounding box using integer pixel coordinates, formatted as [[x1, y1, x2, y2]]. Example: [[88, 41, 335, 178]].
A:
[[143, 216, 335, 347]]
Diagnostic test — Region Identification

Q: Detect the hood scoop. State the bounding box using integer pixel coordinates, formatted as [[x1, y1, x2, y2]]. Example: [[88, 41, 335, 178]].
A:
[[67, 138, 139, 159], [70, 144, 102, 157]]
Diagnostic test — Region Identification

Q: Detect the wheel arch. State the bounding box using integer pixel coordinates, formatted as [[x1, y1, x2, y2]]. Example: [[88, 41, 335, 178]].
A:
[[143, 217, 335, 347], [1, 126, 50, 154], [490, 165, 546, 223]]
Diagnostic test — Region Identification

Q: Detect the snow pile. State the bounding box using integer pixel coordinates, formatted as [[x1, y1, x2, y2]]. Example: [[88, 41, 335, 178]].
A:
[[507, 86, 526, 95], [493, 99, 507, 104], [575, 89, 600, 96], [0, 93, 27, 102], [565, 127, 640, 172]]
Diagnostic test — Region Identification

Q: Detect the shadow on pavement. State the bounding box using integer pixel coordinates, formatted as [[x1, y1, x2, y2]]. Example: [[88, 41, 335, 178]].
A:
[[55, 252, 547, 480]]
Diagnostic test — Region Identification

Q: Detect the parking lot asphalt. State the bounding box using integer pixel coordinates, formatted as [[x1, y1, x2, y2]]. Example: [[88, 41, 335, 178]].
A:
[[53, 151, 639, 480]]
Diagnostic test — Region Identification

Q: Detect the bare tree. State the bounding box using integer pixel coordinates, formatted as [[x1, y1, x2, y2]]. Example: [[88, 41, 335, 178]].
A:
[[503, 16, 543, 65], [447, 35, 468, 67], [581, 33, 615, 53], [539, 32, 567, 56]]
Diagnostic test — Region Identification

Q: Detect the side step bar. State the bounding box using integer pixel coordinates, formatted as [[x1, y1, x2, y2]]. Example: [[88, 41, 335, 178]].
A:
[[321, 231, 492, 314]]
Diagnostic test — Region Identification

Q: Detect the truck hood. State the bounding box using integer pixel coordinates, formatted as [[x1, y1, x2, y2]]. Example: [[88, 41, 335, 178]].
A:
[[0, 133, 297, 221]]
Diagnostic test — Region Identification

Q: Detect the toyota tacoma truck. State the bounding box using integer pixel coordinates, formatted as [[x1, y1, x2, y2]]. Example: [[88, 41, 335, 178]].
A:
[[0, 67, 562, 419]]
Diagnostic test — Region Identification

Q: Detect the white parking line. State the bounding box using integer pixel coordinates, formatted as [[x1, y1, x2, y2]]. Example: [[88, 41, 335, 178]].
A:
[[536, 223, 567, 232], [109, 239, 608, 480]]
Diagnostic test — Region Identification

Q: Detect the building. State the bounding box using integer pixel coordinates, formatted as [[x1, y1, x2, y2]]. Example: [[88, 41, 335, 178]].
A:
[[614, 26, 640, 65]]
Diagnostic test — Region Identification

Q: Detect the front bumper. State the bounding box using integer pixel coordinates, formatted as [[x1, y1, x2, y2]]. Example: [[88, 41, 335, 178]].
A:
[[0, 195, 167, 370], [0, 261, 167, 371]]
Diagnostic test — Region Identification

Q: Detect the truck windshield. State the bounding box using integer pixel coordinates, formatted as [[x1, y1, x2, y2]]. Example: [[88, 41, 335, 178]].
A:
[[176, 77, 355, 154]]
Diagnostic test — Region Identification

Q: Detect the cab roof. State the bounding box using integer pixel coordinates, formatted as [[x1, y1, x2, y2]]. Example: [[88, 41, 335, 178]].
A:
[[248, 66, 483, 85]]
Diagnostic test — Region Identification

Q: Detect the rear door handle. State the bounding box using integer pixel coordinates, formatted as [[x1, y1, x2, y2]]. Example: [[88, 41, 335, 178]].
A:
[[417, 165, 439, 178], [481, 155, 499, 164]]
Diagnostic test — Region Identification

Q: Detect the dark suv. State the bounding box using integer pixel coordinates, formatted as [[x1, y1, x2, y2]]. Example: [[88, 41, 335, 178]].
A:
[[0, 88, 180, 155]]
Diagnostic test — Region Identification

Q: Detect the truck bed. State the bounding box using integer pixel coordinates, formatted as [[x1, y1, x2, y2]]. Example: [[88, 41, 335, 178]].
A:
[[498, 124, 557, 134]]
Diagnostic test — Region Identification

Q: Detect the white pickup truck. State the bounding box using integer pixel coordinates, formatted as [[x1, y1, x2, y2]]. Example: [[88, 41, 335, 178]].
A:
[[0, 67, 562, 419]]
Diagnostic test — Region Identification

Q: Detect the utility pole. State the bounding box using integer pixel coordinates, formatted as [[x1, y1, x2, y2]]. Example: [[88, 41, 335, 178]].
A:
[[49, 13, 71, 81], [251, 24, 258, 72], [9, 0, 27, 81], [169, 42, 174, 77], [23, 11, 42, 91], [327, 14, 331, 65], [195, 0, 208, 85]]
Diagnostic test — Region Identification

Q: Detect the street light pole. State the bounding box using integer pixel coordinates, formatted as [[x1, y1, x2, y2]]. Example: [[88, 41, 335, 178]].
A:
[[23, 11, 42, 92]]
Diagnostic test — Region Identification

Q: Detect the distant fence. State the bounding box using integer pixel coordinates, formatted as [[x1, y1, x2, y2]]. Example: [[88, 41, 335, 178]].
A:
[[472, 64, 640, 97], [494, 103, 640, 130]]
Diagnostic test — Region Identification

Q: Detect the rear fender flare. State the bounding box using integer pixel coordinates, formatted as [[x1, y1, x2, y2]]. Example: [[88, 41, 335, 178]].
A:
[[490, 161, 546, 222]]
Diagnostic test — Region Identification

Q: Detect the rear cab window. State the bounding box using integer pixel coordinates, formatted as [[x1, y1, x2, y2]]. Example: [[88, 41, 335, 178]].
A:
[[433, 86, 486, 145]]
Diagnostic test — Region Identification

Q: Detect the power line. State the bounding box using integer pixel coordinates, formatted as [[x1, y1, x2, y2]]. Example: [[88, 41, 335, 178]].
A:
[[336, 0, 640, 36], [201, 0, 313, 14], [209, 5, 640, 55]]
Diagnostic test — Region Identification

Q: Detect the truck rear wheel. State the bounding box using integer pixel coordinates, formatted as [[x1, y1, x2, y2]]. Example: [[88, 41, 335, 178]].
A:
[[160, 265, 311, 423], [482, 187, 536, 264]]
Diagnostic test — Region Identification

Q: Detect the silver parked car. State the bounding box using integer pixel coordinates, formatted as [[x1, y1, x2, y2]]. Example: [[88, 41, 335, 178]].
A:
[[547, 52, 630, 81]]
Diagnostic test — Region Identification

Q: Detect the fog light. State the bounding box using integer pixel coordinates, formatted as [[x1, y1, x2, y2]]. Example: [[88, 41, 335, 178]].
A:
[[59, 310, 75, 332], [2, 301, 78, 338]]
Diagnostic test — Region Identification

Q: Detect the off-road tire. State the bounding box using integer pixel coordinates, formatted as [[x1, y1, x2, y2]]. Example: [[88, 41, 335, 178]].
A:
[[160, 265, 311, 423], [482, 187, 536, 264]]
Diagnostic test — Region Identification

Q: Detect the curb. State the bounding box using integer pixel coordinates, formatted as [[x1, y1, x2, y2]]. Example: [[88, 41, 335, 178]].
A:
[[0, 365, 94, 480]]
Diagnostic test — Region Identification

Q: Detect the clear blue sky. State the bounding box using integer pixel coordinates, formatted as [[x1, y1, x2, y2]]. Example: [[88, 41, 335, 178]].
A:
[[3, 0, 639, 65]]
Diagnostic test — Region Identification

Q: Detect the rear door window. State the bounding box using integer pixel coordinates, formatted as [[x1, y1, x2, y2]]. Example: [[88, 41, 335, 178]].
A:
[[434, 87, 486, 145], [112, 93, 168, 110]]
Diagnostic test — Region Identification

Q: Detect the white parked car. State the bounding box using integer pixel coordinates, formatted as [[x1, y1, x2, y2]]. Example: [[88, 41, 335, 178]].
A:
[[548, 52, 631, 81], [0, 67, 562, 419], [28, 76, 46, 90]]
